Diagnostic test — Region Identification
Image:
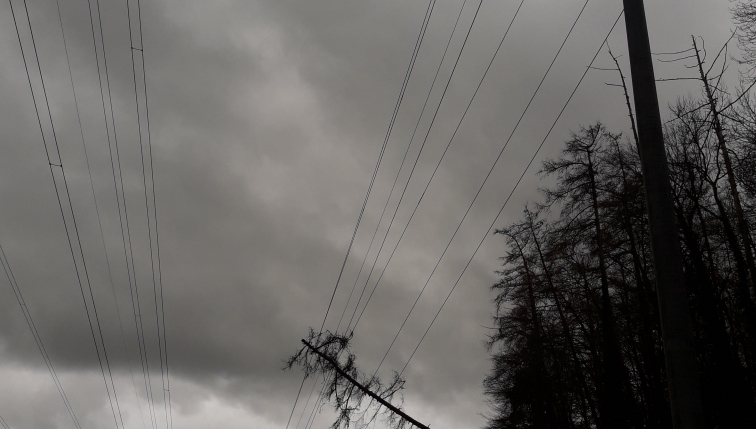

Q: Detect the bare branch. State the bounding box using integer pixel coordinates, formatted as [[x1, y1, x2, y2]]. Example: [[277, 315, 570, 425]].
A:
[[287, 330, 420, 429]]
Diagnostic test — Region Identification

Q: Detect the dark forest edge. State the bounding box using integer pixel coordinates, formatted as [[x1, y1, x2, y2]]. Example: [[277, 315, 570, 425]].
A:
[[485, 3, 756, 427]]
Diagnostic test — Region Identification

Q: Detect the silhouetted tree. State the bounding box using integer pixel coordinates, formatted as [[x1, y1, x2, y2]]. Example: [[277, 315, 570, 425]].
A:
[[287, 330, 417, 429], [486, 109, 756, 427]]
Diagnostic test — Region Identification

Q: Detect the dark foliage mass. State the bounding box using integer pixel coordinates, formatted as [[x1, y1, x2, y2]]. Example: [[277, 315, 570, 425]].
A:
[[484, 100, 756, 429], [484, 6, 756, 428]]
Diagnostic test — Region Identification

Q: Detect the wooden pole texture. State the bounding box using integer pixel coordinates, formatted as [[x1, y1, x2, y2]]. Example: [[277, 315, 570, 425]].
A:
[[621, 1, 705, 428]]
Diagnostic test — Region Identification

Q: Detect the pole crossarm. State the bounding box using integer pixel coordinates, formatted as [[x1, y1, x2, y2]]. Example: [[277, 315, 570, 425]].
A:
[[301, 340, 431, 429]]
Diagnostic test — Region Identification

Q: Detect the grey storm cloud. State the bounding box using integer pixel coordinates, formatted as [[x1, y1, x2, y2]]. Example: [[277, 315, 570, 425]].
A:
[[0, 0, 737, 428]]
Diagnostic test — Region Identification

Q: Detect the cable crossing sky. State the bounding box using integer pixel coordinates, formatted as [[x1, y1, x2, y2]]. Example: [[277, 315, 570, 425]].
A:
[[4, 0, 172, 427], [297, 2, 630, 428]]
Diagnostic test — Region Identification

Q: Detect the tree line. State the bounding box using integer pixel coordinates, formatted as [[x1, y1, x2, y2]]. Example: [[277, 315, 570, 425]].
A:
[[484, 6, 756, 428]]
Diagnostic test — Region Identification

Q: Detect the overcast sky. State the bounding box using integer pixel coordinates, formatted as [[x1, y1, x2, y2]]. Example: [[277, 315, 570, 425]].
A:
[[0, 1, 739, 428]]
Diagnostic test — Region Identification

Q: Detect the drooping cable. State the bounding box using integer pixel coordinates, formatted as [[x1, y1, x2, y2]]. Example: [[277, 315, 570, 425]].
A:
[[398, 10, 624, 378]]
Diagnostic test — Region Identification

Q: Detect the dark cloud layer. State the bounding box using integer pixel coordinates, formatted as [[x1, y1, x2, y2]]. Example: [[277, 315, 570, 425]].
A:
[[0, 0, 737, 428]]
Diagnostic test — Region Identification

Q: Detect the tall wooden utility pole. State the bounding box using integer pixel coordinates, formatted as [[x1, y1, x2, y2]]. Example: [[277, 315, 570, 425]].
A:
[[621, 1, 705, 428]]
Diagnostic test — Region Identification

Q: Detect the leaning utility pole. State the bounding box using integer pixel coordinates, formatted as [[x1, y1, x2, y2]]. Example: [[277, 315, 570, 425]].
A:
[[621, 1, 705, 428]]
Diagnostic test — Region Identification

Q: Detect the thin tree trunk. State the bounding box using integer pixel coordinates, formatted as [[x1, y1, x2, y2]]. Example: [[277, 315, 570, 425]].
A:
[[511, 235, 556, 428], [586, 148, 635, 429], [693, 36, 756, 293]]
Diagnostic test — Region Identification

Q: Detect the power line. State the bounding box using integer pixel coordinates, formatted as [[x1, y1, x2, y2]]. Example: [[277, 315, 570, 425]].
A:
[[366, 0, 590, 370], [303, 0, 519, 422], [304, 2, 472, 426], [303, 387, 322, 429], [334, 0, 470, 335], [294, 377, 319, 429], [21, 0, 126, 425], [285, 376, 308, 429], [398, 10, 624, 378], [302, 3, 482, 425], [300, 0, 457, 425], [54, 1, 148, 426], [285, 2, 438, 427], [84, 0, 160, 425], [124, 0, 173, 427], [134, 0, 175, 425], [319, 0, 437, 336], [347, 0, 534, 334], [302, 0, 440, 416], [9, 0, 126, 426], [296, 370, 328, 429], [0, 241, 82, 429], [346, 0, 486, 335], [368, 0, 531, 375]]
